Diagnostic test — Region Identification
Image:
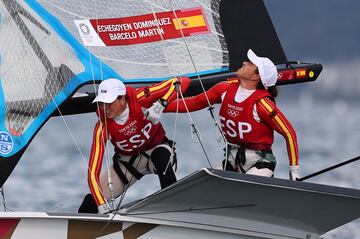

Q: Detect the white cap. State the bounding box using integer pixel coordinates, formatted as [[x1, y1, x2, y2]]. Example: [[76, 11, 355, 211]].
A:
[[92, 78, 126, 103], [247, 49, 278, 89]]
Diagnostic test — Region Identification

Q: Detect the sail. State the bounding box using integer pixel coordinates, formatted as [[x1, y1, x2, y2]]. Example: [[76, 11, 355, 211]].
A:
[[0, 0, 230, 187], [220, 0, 287, 70], [30, 0, 229, 81], [0, 0, 319, 187]]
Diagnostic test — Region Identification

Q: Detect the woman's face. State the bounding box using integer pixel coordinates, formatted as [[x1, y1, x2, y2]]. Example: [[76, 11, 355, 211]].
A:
[[235, 61, 260, 83], [98, 96, 126, 119]]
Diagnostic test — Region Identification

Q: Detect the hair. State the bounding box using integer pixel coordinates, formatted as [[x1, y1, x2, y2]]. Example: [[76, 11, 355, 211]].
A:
[[257, 81, 278, 98]]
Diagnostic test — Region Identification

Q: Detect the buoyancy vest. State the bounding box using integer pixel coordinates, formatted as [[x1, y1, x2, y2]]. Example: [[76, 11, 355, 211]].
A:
[[219, 83, 274, 150], [98, 87, 165, 155]]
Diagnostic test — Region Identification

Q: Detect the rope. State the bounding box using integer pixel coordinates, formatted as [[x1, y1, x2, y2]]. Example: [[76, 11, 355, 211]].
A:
[[177, 86, 213, 168], [93, 0, 116, 207], [95, 154, 144, 238], [169, 0, 226, 144], [168, 1, 238, 168], [147, 2, 213, 167], [95, 3, 179, 233], [299, 155, 360, 181], [79, 0, 116, 207], [163, 88, 180, 174]]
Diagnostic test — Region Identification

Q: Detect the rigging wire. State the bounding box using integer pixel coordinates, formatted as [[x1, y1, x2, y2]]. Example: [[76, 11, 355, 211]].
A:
[[144, 1, 213, 169], [100, 1, 173, 216], [150, 0, 214, 167], [146, 0, 225, 168], [98, 87, 182, 234], [94, 4, 179, 233], [93, 0, 116, 208], [40, 83, 111, 208], [95, 80, 183, 232], [52, 0, 230, 233], [146, 1, 180, 173], [97, 3, 187, 231], [299, 155, 360, 181], [80, 0, 109, 200], [177, 88, 213, 168], [164, 86, 180, 174], [95, 155, 144, 238], [168, 0, 226, 143], [168, 0, 237, 167], [79, 0, 116, 208]]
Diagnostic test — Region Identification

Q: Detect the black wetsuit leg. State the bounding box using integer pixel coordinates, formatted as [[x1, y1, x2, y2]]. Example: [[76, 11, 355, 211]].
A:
[[150, 146, 176, 189]]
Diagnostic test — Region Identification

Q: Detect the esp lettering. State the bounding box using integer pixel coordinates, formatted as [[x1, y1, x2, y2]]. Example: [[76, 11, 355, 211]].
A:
[[116, 123, 152, 151], [220, 116, 252, 139]]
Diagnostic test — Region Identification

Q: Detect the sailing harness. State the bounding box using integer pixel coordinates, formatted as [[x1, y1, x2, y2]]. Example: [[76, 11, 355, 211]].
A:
[[223, 144, 276, 173], [112, 137, 177, 185]]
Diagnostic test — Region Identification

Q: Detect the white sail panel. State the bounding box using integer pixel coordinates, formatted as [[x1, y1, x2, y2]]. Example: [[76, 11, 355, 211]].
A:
[[37, 0, 228, 80]]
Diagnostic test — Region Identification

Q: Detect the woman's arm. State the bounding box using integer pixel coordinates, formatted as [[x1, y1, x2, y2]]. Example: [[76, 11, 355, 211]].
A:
[[257, 98, 299, 166], [136, 76, 191, 108], [87, 121, 108, 206], [165, 81, 232, 112]]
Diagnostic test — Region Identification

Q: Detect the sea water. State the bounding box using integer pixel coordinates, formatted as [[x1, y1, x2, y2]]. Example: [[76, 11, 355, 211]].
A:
[[2, 67, 360, 239]]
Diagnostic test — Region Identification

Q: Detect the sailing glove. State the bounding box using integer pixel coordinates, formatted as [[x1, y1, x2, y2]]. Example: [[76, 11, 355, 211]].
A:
[[144, 101, 165, 124], [289, 165, 300, 181], [98, 203, 112, 214]]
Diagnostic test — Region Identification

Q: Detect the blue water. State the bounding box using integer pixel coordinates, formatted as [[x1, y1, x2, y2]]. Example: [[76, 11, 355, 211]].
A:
[[2, 67, 360, 238]]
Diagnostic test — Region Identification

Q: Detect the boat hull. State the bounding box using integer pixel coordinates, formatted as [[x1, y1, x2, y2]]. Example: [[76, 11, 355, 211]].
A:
[[0, 212, 289, 239]]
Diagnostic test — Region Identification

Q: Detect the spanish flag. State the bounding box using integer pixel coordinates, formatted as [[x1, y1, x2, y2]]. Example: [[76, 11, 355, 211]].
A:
[[296, 68, 307, 78], [172, 8, 209, 36]]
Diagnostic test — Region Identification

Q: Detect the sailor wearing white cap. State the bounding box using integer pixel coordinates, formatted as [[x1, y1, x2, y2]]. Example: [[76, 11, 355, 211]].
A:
[[79, 76, 191, 214], [166, 49, 300, 181]]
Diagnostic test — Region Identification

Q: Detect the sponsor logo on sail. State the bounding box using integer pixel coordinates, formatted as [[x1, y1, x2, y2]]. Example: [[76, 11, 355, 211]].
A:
[[0, 131, 13, 154]]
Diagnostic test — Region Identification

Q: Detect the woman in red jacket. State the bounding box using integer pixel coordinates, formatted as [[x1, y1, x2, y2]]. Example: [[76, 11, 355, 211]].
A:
[[79, 77, 190, 214], [166, 49, 299, 180]]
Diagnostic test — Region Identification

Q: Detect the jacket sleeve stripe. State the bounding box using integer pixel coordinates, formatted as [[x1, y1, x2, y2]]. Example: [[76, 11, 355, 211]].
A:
[[136, 77, 177, 100], [89, 122, 106, 205], [162, 78, 177, 100], [259, 99, 298, 165]]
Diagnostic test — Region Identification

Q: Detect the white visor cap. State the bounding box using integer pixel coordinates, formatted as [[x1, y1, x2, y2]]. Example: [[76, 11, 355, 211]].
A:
[[92, 78, 126, 103], [247, 49, 278, 89]]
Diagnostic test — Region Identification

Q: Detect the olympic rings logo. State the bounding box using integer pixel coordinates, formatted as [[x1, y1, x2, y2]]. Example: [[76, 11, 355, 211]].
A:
[[123, 126, 137, 136], [227, 109, 239, 117], [79, 23, 90, 35]]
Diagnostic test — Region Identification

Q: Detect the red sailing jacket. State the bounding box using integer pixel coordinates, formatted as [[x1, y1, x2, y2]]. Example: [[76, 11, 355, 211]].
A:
[[219, 83, 273, 149], [98, 87, 166, 155], [166, 79, 298, 167], [89, 77, 191, 206]]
